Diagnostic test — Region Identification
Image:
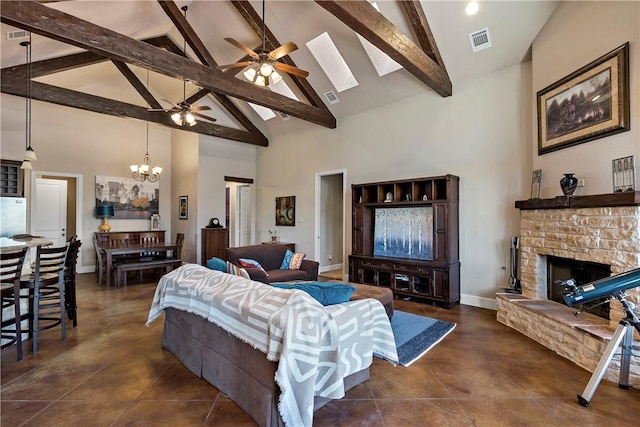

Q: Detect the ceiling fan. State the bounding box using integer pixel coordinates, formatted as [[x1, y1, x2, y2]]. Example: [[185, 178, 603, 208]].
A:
[[219, 0, 309, 86], [148, 5, 216, 126]]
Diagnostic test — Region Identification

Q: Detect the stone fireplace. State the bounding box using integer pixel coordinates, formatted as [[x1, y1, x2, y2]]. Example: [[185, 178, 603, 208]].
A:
[[497, 193, 640, 387]]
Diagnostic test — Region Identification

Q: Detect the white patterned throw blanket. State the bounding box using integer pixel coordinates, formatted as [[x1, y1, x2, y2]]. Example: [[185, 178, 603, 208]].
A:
[[146, 264, 398, 427]]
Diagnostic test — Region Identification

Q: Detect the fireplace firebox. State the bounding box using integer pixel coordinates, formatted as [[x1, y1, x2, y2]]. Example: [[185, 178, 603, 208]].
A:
[[547, 256, 611, 319]]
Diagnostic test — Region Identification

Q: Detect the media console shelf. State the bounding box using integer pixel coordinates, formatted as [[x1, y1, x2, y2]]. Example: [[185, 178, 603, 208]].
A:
[[349, 175, 460, 308]]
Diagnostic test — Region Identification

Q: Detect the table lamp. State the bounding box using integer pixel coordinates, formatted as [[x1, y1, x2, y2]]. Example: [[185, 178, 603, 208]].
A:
[[96, 205, 115, 232]]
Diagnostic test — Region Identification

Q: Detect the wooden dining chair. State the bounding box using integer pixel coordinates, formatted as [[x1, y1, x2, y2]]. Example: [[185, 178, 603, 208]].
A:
[[0, 247, 28, 361], [93, 233, 106, 285], [175, 233, 185, 259]]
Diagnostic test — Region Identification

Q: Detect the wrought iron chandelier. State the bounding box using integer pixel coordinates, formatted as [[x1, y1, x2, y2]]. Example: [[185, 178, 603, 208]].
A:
[[130, 71, 162, 182]]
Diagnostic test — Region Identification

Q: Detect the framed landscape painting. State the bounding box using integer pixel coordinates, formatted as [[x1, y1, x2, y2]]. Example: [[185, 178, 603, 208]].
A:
[[537, 43, 629, 155]]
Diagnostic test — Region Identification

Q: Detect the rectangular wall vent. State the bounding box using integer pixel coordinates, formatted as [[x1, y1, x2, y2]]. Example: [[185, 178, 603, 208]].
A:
[[278, 112, 290, 121], [7, 30, 29, 41], [469, 27, 492, 52], [324, 91, 339, 105]]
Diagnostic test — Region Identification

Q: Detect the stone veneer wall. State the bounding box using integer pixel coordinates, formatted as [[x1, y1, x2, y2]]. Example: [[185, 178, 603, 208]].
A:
[[497, 206, 640, 388]]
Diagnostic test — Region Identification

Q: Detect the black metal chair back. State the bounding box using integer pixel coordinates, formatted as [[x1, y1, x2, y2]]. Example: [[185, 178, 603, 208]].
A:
[[0, 247, 28, 361]]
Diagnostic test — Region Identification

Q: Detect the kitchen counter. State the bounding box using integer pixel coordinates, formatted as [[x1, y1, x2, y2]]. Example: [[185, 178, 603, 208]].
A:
[[0, 236, 53, 252]]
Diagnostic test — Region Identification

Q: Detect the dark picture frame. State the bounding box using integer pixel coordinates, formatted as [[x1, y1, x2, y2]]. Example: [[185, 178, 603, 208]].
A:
[[275, 196, 295, 226], [537, 42, 629, 155], [178, 195, 188, 220]]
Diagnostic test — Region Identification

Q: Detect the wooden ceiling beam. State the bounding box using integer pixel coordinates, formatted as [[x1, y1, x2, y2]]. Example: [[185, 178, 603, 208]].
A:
[[156, 0, 266, 138], [398, 0, 447, 72], [230, 0, 330, 111], [0, 71, 268, 146], [110, 60, 163, 110], [0, 1, 336, 128], [315, 0, 452, 97]]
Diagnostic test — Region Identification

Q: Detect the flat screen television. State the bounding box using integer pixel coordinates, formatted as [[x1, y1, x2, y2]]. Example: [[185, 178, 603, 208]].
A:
[[373, 206, 433, 260]]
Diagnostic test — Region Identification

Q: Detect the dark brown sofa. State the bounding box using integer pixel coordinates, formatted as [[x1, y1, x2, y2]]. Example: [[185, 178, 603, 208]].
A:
[[225, 244, 319, 284]]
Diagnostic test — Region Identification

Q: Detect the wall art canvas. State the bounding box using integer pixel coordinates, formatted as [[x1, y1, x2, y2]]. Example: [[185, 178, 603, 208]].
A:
[[95, 175, 159, 219], [373, 207, 433, 261], [275, 196, 295, 226]]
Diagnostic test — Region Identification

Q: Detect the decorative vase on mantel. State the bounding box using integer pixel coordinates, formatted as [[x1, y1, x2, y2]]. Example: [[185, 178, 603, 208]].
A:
[[560, 173, 578, 196]]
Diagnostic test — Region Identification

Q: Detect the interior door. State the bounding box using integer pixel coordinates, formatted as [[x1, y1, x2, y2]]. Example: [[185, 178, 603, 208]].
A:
[[237, 185, 251, 246], [33, 178, 67, 246]]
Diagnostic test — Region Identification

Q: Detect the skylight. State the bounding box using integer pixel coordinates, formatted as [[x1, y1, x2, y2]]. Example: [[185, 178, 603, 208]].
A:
[[249, 103, 276, 121], [248, 79, 299, 122], [359, 2, 402, 77], [306, 32, 358, 92]]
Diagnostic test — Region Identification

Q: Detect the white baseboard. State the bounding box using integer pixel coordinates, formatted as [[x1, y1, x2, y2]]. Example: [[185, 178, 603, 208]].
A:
[[460, 294, 497, 311], [78, 265, 96, 275], [319, 263, 343, 273]]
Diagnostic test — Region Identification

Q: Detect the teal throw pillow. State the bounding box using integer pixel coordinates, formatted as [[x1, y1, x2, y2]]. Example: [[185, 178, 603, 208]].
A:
[[280, 249, 294, 269], [271, 281, 356, 306], [207, 257, 227, 272]]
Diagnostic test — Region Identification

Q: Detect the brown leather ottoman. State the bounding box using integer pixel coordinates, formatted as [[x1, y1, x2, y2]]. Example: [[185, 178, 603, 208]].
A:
[[349, 283, 394, 319]]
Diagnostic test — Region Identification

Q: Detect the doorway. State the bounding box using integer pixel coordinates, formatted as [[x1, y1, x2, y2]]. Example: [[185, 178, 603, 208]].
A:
[[315, 170, 346, 279], [225, 176, 254, 248], [30, 171, 84, 271]]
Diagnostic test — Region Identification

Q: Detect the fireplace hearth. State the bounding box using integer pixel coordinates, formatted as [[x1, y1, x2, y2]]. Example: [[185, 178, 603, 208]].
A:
[[498, 192, 640, 388], [547, 256, 611, 319]]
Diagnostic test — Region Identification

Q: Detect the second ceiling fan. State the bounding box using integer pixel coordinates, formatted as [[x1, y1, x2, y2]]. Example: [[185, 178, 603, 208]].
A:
[[149, 5, 216, 126], [219, 0, 308, 86]]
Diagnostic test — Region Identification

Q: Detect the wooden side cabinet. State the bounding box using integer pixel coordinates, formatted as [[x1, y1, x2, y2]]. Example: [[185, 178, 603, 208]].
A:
[[1, 160, 24, 197], [201, 228, 229, 265]]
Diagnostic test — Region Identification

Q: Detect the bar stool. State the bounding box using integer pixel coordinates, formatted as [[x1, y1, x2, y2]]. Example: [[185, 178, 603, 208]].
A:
[[21, 244, 69, 354], [0, 247, 28, 361]]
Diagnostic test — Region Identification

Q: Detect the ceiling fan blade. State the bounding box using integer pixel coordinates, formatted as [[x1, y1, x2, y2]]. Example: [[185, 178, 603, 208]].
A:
[[218, 61, 254, 70], [190, 105, 212, 111], [274, 62, 309, 78], [224, 38, 259, 59], [269, 42, 298, 60], [192, 111, 217, 123], [147, 108, 169, 112]]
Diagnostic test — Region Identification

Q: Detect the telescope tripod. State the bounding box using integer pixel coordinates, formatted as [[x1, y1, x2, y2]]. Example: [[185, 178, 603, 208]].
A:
[[577, 292, 640, 407]]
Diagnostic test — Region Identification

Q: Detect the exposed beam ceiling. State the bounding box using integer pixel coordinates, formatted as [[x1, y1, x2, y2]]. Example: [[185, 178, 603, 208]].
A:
[[0, 1, 337, 129], [0, 0, 452, 144], [315, 0, 451, 97]]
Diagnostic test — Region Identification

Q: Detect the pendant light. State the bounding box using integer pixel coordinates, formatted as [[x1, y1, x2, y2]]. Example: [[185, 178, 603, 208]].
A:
[[20, 34, 37, 170], [130, 70, 162, 182]]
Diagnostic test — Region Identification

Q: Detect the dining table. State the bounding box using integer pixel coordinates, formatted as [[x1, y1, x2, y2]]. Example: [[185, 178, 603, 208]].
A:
[[100, 241, 182, 287]]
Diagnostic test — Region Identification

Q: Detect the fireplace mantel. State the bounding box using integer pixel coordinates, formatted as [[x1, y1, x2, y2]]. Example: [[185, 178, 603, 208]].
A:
[[515, 191, 640, 210]]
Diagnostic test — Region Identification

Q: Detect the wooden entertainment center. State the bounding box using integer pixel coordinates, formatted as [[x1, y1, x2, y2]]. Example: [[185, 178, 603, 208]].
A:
[[348, 175, 460, 308]]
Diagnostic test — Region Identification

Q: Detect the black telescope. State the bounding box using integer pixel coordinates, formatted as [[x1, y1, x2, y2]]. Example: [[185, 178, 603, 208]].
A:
[[561, 267, 640, 307]]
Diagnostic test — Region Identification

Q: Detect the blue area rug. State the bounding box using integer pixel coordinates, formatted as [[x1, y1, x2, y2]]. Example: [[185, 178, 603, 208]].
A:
[[391, 310, 456, 367]]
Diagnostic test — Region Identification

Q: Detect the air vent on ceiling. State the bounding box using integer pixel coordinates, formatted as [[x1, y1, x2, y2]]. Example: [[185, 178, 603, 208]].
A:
[[323, 91, 340, 105], [469, 27, 492, 52], [7, 30, 29, 41], [278, 112, 290, 121]]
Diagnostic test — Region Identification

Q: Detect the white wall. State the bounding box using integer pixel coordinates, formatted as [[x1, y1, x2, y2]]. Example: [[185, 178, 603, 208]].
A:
[[170, 129, 199, 263], [197, 136, 256, 263], [1, 95, 173, 271], [255, 63, 532, 307], [532, 1, 640, 197]]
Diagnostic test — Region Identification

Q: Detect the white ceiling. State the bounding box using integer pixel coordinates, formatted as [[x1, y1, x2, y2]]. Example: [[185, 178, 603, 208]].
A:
[[0, 0, 559, 140]]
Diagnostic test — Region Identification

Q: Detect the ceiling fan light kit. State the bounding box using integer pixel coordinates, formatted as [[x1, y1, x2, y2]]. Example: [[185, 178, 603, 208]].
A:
[[221, 0, 308, 87]]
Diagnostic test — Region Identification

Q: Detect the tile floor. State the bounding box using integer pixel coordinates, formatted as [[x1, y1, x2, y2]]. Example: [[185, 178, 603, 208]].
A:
[[1, 272, 639, 426]]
